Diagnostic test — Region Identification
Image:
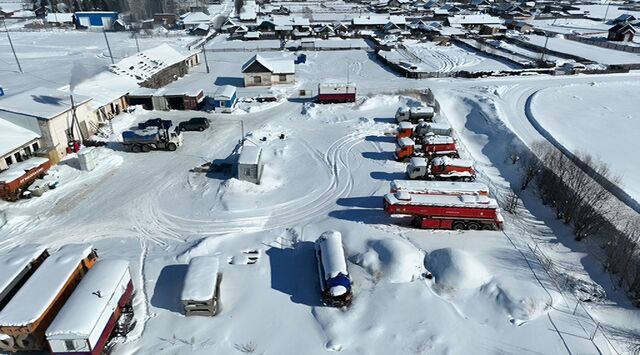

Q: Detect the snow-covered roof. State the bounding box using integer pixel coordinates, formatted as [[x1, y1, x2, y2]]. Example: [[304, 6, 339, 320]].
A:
[[242, 54, 295, 74], [46, 260, 131, 339], [431, 156, 473, 168], [0, 157, 49, 184], [390, 180, 489, 195], [397, 137, 414, 147], [411, 106, 434, 115], [409, 156, 428, 167], [353, 15, 406, 26], [240, 1, 258, 21], [238, 145, 262, 165], [447, 14, 502, 27], [398, 121, 413, 129], [181, 256, 220, 302], [0, 246, 47, 300], [109, 43, 192, 83], [319, 83, 356, 94], [214, 85, 236, 100], [182, 12, 212, 25], [423, 135, 454, 145], [0, 87, 91, 120], [270, 16, 310, 27], [385, 192, 498, 208], [0, 118, 40, 156], [59, 71, 137, 110], [0, 244, 94, 327], [46, 13, 74, 23], [317, 231, 348, 279]]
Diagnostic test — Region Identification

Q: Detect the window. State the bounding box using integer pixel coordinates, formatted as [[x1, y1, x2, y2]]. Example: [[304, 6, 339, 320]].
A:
[[32, 142, 39, 151], [24, 146, 32, 156], [14, 152, 23, 163], [65, 340, 76, 351], [279, 74, 287, 82], [243, 168, 252, 176], [253, 76, 261, 84], [4, 156, 12, 166], [220, 101, 226, 107]]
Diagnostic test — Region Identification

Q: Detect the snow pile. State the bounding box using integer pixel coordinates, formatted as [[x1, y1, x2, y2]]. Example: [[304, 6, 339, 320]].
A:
[[426, 248, 491, 294], [354, 238, 425, 283]]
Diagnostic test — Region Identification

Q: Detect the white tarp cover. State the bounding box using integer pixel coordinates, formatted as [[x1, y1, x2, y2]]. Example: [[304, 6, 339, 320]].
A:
[[181, 256, 220, 302]]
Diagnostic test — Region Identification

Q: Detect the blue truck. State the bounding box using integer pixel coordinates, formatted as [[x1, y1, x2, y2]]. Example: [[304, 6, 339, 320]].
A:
[[122, 127, 183, 153]]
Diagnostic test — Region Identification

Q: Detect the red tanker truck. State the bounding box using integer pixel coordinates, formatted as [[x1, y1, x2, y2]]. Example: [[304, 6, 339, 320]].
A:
[[0, 158, 52, 202], [383, 191, 503, 230]]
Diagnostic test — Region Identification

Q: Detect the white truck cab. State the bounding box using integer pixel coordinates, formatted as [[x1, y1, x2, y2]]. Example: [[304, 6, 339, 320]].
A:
[[406, 157, 428, 179]]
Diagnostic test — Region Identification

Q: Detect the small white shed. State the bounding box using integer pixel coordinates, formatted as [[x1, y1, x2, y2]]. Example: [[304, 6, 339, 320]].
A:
[[181, 256, 221, 317], [237, 146, 263, 184]]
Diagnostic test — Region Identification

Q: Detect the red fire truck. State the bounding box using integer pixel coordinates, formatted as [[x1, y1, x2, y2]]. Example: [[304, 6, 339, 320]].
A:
[[383, 191, 503, 230]]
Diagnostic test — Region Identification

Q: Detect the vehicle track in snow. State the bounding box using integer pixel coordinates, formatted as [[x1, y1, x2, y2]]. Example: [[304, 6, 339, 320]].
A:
[[150, 131, 374, 236]]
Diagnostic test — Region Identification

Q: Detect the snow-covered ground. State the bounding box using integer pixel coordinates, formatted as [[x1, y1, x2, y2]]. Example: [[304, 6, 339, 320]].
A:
[[403, 41, 517, 73], [578, 4, 640, 20], [1, 29, 640, 354], [0, 31, 194, 95], [525, 34, 640, 65], [529, 81, 640, 201]]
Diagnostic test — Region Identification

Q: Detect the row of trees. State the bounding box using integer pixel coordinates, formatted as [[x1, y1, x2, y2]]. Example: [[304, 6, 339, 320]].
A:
[[518, 141, 640, 304]]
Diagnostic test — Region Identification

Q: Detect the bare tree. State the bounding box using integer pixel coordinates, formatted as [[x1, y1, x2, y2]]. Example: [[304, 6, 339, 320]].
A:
[[501, 189, 520, 214], [234, 0, 244, 16]]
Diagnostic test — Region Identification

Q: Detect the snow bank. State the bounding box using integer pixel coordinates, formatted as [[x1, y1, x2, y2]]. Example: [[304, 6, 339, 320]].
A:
[[425, 248, 491, 293], [353, 238, 425, 283]]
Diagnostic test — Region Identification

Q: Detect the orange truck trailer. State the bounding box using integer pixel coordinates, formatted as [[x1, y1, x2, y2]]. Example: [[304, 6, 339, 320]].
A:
[[0, 245, 98, 352], [0, 158, 52, 202], [406, 156, 476, 181], [394, 136, 459, 162]]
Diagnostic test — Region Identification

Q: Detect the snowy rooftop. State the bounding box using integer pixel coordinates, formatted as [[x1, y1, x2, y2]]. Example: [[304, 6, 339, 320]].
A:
[[242, 54, 295, 74], [0, 244, 94, 327], [46, 13, 74, 23], [238, 146, 262, 165], [0, 87, 91, 120], [181, 12, 212, 25], [240, 1, 258, 21], [397, 137, 414, 147], [0, 246, 47, 300], [0, 118, 40, 156], [59, 71, 138, 110], [109, 43, 192, 83], [385, 192, 497, 208], [431, 156, 473, 168], [390, 180, 489, 195], [353, 15, 406, 26], [447, 14, 502, 27], [398, 121, 413, 129], [46, 260, 131, 339], [0, 157, 50, 184], [214, 85, 236, 100], [181, 256, 220, 302]]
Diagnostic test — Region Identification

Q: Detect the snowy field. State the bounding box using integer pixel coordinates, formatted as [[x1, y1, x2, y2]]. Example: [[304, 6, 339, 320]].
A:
[[0, 94, 632, 354], [529, 81, 640, 202], [578, 4, 640, 20], [0, 31, 194, 95], [1, 29, 640, 354], [531, 18, 611, 35], [525, 34, 640, 65], [403, 41, 517, 73]]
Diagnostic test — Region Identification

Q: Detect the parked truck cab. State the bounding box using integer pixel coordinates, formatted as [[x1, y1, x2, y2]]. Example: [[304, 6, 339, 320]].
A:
[[395, 137, 416, 162], [396, 121, 413, 139], [406, 157, 428, 179]]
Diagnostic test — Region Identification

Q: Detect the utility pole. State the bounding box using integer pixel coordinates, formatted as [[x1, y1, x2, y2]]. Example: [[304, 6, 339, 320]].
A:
[[133, 30, 140, 52], [603, 0, 612, 23], [1, 16, 23, 73], [540, 35, 550, 62], [202, 47, 210, 73], [103, 29, 115, 64]]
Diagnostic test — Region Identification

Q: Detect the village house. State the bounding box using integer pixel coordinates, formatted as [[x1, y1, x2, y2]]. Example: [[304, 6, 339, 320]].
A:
[[153, 13, 178, 29], [445, 14, 502, 29], [0, 88, 97, 161], [0, 118, 42, 171], [212, 85, 238, 113], [241, 55, 295, 87], [109, 44, 200, 89], [608, 23, 636, 42], [74, 11, 120, 30]]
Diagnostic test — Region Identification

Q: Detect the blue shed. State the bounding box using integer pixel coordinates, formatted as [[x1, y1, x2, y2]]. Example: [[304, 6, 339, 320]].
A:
[[74, 11, 119, 29], [213, 85, 237, 113]]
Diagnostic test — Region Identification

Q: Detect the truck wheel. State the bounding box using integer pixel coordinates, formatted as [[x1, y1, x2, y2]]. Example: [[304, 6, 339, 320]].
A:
[[452, 221, 465, 231], [168, 143, 177, 151], [482, 224, 494, 231], [467, 223, 480, 231], [131, 145, 141, 153], [198, 126, 204, 131], [141, 144, 151, 153]]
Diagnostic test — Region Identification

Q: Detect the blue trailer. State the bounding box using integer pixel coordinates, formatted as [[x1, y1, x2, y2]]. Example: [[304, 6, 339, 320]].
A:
[[122, 127, 183, 153], [74, 11, 119, 29], [315, 230, 352, 307]]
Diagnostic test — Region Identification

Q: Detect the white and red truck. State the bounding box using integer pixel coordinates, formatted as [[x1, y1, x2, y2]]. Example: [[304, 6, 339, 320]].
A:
[[395, 106, 434, 123], [383, 191, 503, 230], [396, 121, 452, 141], [390, 180, 489, 196], [406, 156, 476, 181], [394, 136, 459, 162]]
